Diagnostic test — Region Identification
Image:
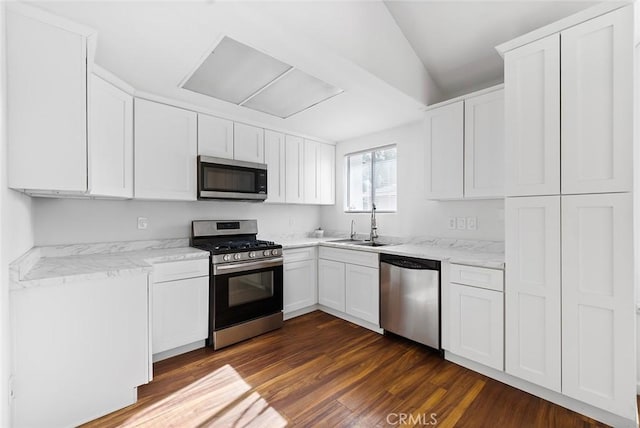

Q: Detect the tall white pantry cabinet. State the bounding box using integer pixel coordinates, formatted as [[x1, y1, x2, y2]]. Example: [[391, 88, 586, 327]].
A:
[[504, 5, 635, 422]]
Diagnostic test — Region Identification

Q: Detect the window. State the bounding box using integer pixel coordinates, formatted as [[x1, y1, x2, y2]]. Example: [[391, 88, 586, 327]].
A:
[[346, 145, 397, 212]]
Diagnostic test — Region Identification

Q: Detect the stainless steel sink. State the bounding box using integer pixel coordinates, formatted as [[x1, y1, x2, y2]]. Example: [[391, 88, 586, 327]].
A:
[[327, 238, 389, 247], [352, 241, 388, 247]]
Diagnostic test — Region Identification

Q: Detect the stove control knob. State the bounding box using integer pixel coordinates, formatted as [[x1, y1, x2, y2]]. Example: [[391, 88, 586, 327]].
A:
[[263, 250, 270, 256], [248, 251, 256, 258], [223, 254, 231, 262], [234, 253, 241, 260], [271, 249, 279, 256]]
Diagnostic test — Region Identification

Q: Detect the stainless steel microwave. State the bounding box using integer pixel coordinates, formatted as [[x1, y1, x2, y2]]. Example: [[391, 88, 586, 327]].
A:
[[198, 156, 267, 201]]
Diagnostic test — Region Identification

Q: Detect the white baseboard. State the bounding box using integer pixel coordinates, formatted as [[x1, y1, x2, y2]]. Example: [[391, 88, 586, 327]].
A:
[[284, 305, 319, 320], [152, 340, 206, 363], [317, 305, 383, 334], [446, 352, 637, 428]]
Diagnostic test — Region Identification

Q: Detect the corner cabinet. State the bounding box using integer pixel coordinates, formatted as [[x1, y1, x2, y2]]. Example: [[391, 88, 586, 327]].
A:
[[424, 101, 464, 200], [264, 130, 286, 203], [425, 87, 505, 200], [134, 99, 197, 201], [285, 135, 305, 204], [304, 140, 336, 205], [88, 74, 134, 198]]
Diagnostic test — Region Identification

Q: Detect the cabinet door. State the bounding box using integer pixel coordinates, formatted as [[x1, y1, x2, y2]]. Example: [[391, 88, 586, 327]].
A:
[[285, 135, 305, 204], [284, 259, 317, 313], [88, 74, 133, 198], [304, 140, 320, 204], [319, 143, 336, 205], [318, 259, 345, 311], [449, 283, 503, 370], [134, 99, 197, 200], [264, 130, 286, 203], [198, 114, 233, 159], [345, 264, 379, 325], [7, 8, 88, 192], [561, 193, 635, 419], [505, 196, 561, 391], [234, 123, 264, 163], [425, 101, 463, 200], [464, 89, 504, 198], [152, 276, 209, 354], [561, 7, 633, 194], [504, 34, 560, 197]]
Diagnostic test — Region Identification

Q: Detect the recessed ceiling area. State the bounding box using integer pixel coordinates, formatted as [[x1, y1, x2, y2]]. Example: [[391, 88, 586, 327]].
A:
[[182, 36, 343, 118]]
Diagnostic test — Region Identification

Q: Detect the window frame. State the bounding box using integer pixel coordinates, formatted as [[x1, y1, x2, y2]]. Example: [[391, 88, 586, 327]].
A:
[[344, 144, 397, 213]]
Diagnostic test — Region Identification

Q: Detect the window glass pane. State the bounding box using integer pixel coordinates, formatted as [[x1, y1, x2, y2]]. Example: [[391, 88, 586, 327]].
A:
[[347, 152, 372, 211], [373, 147, 397, 211]]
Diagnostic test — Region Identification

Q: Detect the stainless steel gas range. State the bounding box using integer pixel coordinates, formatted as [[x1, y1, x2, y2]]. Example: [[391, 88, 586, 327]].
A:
[[190, 220, 283, 350]]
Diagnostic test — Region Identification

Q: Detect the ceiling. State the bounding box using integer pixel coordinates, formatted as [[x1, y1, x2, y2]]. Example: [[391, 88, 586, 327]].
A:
[[384, 1, 597, 98], [31, 1, 600, 142]]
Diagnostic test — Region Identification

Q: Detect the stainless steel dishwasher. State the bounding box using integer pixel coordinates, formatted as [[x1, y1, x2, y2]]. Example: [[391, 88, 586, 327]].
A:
[[380, 254, 441, 350]]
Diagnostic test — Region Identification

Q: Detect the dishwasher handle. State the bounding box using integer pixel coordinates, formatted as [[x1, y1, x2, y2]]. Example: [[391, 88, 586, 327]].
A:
[[380, 253, 440, 270]]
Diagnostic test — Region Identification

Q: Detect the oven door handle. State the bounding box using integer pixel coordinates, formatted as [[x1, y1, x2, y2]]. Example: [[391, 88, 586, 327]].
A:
[[213, 257, 283, 276]]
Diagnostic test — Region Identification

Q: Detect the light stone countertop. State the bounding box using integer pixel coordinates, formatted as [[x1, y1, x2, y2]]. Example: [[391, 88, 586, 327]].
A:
[[278, 237, 505, 270], [11, 235, 504, 290], [10, 240, 209, 290]]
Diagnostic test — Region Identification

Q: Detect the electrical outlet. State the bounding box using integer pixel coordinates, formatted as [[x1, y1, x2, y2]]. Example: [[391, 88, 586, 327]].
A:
[[456, 217, 466, 230], [448, 217, 456, 230], [137, 217, 148, 230], [467, 217, 477, 230]]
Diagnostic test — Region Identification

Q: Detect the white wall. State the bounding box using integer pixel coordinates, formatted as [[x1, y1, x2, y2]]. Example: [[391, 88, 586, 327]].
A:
[[1, 3, 34, 425], [320, 120, 505, 241], [32, 199, 321, 246]]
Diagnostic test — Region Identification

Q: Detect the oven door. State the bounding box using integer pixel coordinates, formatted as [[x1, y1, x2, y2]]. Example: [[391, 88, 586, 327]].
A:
[[198, 156, 267, 201], [212, 258, 283, 331]]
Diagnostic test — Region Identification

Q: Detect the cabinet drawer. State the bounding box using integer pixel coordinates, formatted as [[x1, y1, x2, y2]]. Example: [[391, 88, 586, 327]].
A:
[[153, 258, 209, 283], [283, 247, 317, 263], [319, 246, 378, 268], [450, 264, 503, 292]]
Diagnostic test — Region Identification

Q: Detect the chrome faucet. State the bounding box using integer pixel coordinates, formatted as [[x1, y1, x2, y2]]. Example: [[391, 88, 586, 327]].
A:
[[369, 203, 378, 242], [350, 219, 356, 240]]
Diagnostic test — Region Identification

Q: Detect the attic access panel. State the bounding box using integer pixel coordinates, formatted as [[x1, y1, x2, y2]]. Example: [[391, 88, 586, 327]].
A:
[[181, 36, 342, 118]]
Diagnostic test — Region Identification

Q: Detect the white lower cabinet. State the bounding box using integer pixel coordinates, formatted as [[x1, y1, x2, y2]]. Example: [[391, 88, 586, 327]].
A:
[[448, 282, 504, 371], [505, 196, 561, 391], [11, 275, 149, 428], [561, 193, 635, 419], [318, 259, 346, 312], [151, 259, 209, 358], [283, 247, 317, 315], [318, 247, 379, 328], [345, 264, 379, 325]]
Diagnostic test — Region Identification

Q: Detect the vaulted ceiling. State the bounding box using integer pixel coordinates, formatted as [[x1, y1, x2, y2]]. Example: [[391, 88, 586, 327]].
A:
[[32, 1, 599, 142]]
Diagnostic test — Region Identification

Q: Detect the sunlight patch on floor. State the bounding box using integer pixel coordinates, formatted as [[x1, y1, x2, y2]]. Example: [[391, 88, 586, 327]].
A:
[[119, 364, 287, 427]]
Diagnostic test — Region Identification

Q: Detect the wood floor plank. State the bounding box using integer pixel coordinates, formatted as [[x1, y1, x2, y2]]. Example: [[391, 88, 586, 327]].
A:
[[82, 311, 610, 428]]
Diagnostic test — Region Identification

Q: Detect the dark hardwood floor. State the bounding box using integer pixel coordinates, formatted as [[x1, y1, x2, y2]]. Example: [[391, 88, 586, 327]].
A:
[[84, 311, 609, 427]]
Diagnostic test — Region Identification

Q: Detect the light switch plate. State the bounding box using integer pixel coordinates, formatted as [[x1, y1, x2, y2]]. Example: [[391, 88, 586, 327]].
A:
[[137, 217, 148, 230], [467, 217, 477, 230], [456, 217, 466, 230], [448, 217, 456, 230]]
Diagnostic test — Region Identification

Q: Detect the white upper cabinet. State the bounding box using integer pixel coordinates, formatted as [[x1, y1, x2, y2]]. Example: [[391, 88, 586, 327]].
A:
[[285, 135, 305, 204], [561, 193, 635, 419], [264, 130, 286, 203], [504, 34, 560, 197], [464, 89, 505, 198], [7, 6, 93, 194], [234, 123, 264, 164], [561, 8, 633, 194], [318, 143, 336, 205], [134, 99, 197, 201], [425, 101, 464, 200], [197, 114, 233, 159], [505, 196, 561, 392], [304, 140, 321, 204], [88, 74, 134, 199]]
